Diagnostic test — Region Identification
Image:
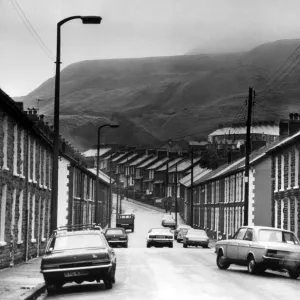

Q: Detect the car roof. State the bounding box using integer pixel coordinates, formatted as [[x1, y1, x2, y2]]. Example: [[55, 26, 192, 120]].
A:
[[239, 225, 294, 233], [105, 227, 124, 230], [150, 228, 171, 231], [55, 230, 102, 237]]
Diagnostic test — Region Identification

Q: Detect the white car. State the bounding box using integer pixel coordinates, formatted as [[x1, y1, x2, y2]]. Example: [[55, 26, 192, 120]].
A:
[[147, 228, 174, 248]]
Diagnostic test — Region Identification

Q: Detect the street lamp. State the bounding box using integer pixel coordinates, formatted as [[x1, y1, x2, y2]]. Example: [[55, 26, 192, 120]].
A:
[[50, 16, 102, 233], [94, 124, 120, 226]]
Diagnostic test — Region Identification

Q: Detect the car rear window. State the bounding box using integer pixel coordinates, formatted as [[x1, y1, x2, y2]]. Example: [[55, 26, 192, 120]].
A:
[[52, 234, 105, 250], [258, 229, 299, 245], [119, 215, 133, 219], [106, 229, 124, 235], [191, 230, 207, 236]]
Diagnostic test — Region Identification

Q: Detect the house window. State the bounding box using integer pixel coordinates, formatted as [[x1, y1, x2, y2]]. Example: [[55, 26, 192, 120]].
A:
[[149, 170, 154, 180], [11, 189, 17, 237], [39, 146, 42, 187], [295, 148, 299, 188], [215, 208, 219, 233], [287, 198, 291, 231], [33, 140, 36, 182], [48, 155, 52, 190], [295, 198, 298, 238], [280, 199, 284, 229], [288, 152, 292, 189], [28, 137, 31, 181], [274, 200, 278, 228], [280, 155, 284, 191], [204, 207, 207, 228], [44, 150, 47, 188], [274, 156, 278, 192], [17, 190, 24, 243], [13, 124, 18, 175], [224, 207, 227, 235], [2, 115, 9, 170], [41, 197, 46, 241], [20, 130, 25, 177], [211, 208, 214, 230], [0, 184, 7, 246], [204, 184, 207, 204], [31, 193, 36, 242], [211, 182, 215, 204]]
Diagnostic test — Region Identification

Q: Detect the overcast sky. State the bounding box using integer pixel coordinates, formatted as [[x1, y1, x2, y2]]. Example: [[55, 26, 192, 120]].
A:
[[1, 0, 300, 97]]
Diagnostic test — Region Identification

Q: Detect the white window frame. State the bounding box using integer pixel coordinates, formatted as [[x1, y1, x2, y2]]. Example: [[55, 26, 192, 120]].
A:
[[211, 182, 215, 204], [11, 189, 17, 237], [287, 152, 292, 189], [33, 140, 37, 183], [295, 148, 299, 188], [280, 155, 284, 191], [41, 197, 46, 241], [280, 199, 284, 229], [204, 184, 207, 204], [20, 130, 25, 178], [274, 156, 278, 192], [28, 136, 32, 182], [204, 207, 207, 229], [287, 198, 291, 231], [0, 184, 7, 246], [13, 124, 18, 176], [17, 190, 24, 244], [274, 200, 278, 228], [31, 193, 36, 243], [43, 149, 47, 188], [295, 198, 298, 237], [2, 115, 9, 170]]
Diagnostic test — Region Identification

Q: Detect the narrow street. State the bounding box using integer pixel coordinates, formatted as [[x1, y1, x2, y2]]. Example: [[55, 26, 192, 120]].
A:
[[37, 199, 300, 300]]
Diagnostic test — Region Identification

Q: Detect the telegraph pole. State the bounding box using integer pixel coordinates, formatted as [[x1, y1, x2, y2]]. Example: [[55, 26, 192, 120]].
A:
[[243, 87, 253, 226], [190, 147, 194, 227], [165, 154, 169, 213]]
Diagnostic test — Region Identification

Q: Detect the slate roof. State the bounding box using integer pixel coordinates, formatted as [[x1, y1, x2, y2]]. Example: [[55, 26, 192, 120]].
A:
[[137, 156, 158, 168], [82, 148, 111, 157], [209, 125, 279, 136], [168, 157, 201, 172], [111, 152, 128, 162], [128, 155, 150, 166], [193, 139, 283, 186], [156, 157, 183, 171], [146, 157, 169, 170], [87, 168, 114, 184], [180, 168, 212, 187], [118, 153, 139, 164]]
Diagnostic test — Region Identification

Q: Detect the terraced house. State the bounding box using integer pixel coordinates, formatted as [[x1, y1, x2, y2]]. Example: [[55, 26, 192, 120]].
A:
[[0, 89, 111, 269]]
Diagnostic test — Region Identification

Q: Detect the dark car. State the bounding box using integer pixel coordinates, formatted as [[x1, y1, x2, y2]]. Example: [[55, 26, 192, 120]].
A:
[[40, 224, 117, 294], [105, 228, 128, 248], [174, 224, 192, 240], [183, 229, 210, 248], [116, 214, 135, 232]]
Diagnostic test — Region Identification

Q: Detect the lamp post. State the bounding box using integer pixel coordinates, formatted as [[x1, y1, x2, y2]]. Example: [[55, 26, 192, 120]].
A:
[[94, 124, 120, 226], [51, 15, 102, 233]]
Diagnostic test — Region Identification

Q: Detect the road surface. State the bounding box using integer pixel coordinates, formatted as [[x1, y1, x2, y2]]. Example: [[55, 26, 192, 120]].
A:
[[37, 199, 300, 300]]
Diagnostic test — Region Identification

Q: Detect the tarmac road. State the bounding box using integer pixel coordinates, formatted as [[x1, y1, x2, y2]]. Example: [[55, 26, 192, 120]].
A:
[[37, 199, 300, 300]]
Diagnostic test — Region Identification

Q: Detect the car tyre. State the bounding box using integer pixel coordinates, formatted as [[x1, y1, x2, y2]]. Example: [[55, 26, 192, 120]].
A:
[[247, 256, 258, 274], [169, 243, 173, 248], [124, 242, 128, 248], [104, 280, 113, 290], [183, 243, 187, 248], [288, 269, 300, 279], [202, 244, 209, 249], [216, 252, 230, 270], [147, 243, 150, 248]]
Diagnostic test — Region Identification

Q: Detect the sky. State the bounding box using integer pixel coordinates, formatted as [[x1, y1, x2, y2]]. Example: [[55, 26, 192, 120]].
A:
[[1, 0, 300, 97]]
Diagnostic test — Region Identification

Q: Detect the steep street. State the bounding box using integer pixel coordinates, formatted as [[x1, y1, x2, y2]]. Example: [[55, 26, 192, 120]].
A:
[[35, 199, 300, 300]]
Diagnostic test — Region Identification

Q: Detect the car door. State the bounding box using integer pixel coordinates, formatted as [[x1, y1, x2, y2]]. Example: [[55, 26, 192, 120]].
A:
[[226, 228, 247, 260], [238, 228, 253, 262]]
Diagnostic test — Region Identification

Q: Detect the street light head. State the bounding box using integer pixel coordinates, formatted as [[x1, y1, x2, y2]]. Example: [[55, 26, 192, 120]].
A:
[[109, 124, 120, 128], [81, 16, 102, 24]]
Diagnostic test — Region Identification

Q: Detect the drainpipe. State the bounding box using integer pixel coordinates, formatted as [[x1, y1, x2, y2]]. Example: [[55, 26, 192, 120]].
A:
[[25, 129, 30, 262]]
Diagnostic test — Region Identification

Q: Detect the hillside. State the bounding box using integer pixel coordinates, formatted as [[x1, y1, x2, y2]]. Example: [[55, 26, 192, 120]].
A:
[[16, 39, 300, 150]]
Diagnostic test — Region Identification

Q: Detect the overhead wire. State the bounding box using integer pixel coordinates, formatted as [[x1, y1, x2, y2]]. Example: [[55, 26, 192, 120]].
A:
[[10, 0, 54, 61]]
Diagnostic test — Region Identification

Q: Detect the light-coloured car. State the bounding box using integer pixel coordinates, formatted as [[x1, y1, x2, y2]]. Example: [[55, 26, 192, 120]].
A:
[[147, 228, 174, 248], [174, 224, 192, 240], [161, 214, 171, 225], [177, 227, 191, 242], [183, 229, 209, 248], [162, 216, 176, 229], [215, 226, 300, 279]]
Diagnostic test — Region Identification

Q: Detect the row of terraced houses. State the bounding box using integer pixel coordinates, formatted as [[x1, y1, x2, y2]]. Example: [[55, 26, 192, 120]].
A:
[[0, 89, 112, 269], [87, 114, 300, 241]]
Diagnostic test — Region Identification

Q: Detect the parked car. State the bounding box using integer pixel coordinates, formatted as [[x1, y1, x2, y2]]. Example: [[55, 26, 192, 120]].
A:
[[104, 228, 128, 248], [161, 214, 170, 226], [215, 226, 300, 279], [147, 228, 174, 248], [162, 215, 176, 229], [174, 224, 192, 240], [116, 213, 135, 232], [177, 227, 191, 243], [124, 209, 135, 217], [183, 229, 209, 248], [40, 224, 117, 294]]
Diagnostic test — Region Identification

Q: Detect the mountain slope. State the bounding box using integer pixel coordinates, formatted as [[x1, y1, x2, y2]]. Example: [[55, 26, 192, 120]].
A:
[[16, 39, 300, 150]]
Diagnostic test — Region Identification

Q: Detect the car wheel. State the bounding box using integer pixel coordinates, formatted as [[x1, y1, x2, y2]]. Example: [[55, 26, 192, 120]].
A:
[[288, 269, 300, 279], [183, 243, 187, 248], [247, 256, 258, 274], [147, 243, 150, 248], [104, 280, 113, 290], [216, 252, 230, 270], [169, 243, 173, 248], [124, 242, 128, 248], [132, 227, 134, 232]]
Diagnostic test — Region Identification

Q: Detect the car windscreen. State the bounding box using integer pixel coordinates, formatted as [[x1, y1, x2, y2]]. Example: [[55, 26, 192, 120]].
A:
[[189, 230, 207, 236], [106, 229, 124, 235], [258, 230, 300, 245], [52, 234, 106, 250]]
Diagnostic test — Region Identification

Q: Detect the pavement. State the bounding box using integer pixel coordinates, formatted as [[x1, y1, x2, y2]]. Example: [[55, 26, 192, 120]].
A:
[[0, 196, 200, 300]]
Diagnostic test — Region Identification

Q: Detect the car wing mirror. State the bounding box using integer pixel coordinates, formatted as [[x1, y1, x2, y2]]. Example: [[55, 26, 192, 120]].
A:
[[46, 247, 54, 254], [218, 235, 223, 241]]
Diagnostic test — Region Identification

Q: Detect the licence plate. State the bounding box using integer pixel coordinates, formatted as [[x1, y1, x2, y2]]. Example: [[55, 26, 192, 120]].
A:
[[279, 260, 297, 267], [64, 271, 89, 277]]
